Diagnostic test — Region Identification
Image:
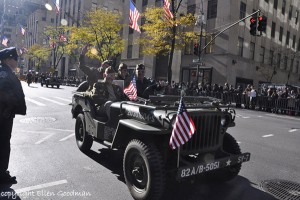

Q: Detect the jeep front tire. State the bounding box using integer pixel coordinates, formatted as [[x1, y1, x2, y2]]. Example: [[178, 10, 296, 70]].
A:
[[75, 113, 93, 152], [123, 139, 166, 200]]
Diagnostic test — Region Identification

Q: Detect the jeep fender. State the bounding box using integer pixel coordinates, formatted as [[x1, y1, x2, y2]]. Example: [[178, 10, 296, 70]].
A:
[[111, 119, 170, 149]]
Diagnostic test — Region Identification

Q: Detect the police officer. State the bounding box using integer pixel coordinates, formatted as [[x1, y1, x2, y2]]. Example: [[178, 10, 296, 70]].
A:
[[115, 63, 131, 88], [0, 47, 27, 184], [79, 45, 112, 91]]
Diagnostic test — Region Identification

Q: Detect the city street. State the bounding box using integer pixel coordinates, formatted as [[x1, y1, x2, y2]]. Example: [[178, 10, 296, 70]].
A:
[[0, 81, 299, 200]]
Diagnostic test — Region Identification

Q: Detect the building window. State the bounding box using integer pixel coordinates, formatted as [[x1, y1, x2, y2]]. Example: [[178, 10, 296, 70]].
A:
[[286, 31, 290, 46], [282, 0, 286, 15], [142, 0, 148, 7], [92, 2, 97, 11], [269, 50, 274, 66], [274, 0, 278, 10], [237, 37, 244, 57], [187, 4, 196, 15], [283, 56, 288, 70], [250, 42, 255, 60], [261, 46, 265, 63], [240, 2, 246, 19], [271, 22, 276, 38], [296, 10, 299, 24], [279, 26, 283, 41], [207, 0, 218, 19], [288, 5, 293, 20], [127, 45, 133, 59], [292, 35, 296, 49], [290, 58, 294, 72], [184, 41, 193, 55], [277, 53, 281, 68]]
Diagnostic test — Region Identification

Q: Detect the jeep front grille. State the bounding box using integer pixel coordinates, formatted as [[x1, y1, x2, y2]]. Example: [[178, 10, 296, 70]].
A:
[[181, 113, 222, 154]]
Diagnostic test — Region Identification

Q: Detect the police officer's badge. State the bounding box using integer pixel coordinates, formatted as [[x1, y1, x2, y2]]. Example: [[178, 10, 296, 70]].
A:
[[0, 71, 8, 78]]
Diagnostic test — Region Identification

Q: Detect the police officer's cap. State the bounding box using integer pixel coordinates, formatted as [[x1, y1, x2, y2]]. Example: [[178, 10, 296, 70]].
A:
[[0, 47, 18, 61], [118, 63, 127, 71]]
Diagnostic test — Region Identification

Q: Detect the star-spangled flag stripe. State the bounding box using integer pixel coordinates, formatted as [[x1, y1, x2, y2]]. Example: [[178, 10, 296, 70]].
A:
[[164, 0, 173, 19], [169, 97, 196, 150], [129, 0, 141, 33], [20, 25, 26, 36], [53, 0, 60, 14], [124, 75, 137, 101]]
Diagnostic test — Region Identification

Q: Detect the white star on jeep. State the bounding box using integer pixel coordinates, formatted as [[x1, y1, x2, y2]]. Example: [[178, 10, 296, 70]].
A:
[[226, 159, 231, 166]]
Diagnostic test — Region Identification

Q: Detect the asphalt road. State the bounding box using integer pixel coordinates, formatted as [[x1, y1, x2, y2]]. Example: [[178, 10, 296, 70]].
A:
[[0, 81, 299, 200]]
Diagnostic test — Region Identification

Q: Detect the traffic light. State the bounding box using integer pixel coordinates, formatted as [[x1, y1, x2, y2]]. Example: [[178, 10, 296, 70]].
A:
[[257, 16, 267, 32], [193, 43, 199, 55], [249, 17, 257, 36]]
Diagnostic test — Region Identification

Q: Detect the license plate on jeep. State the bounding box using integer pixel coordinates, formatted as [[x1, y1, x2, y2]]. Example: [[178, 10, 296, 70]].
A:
[[177, 153, 250, 179]]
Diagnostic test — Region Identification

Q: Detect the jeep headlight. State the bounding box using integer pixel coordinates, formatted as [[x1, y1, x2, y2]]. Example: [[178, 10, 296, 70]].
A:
[[221, 116, 227, 127], [221, 114, 230, 127]]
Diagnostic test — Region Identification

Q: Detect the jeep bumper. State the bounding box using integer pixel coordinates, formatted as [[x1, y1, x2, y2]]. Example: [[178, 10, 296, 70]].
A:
[[177, 152, 250, 179]]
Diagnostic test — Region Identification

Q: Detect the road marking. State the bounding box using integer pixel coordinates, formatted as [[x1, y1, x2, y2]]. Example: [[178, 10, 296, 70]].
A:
[[258, 116, 263, 118], [15, 180, 68, 194], [38, 97, 66, 105], [35, 133, 55, 144], [262, 134, 274, 138], [289, 129, 298, 133], [25, 97, 46, 106], [265, 114, 300, 121], [46, 128, 73, 132], [236, 114, 250, 119], [54, 97, 71, 102], [59, 133, 74, 141]]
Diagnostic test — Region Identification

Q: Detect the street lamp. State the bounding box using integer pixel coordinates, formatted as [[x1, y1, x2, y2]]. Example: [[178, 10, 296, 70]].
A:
[[45, 2, 58, 74]]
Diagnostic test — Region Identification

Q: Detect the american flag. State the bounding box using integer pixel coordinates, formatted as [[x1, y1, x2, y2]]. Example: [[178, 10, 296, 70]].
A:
[[20, 25, 26, 36], [2, 36, 8, 47], [53, 0, 60, 14], [169, 97, 196, 150], [59, 35, 67, 42], [164, 0, 174, 19], [124, 75, 137, 101], [129, 0, 141, 33]]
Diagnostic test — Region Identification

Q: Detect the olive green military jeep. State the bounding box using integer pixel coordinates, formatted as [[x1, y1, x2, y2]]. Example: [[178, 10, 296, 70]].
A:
[[71, 91, 250, 200]]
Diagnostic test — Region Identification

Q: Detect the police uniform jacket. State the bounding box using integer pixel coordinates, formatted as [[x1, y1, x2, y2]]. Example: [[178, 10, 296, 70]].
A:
[[89, 81, 126, 105], [79, 55, 100, 91], [0, 64, 27, 118]]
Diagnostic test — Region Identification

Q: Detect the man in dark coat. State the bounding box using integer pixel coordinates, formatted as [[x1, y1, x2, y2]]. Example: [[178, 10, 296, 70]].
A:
[[135, 64, 162, 99], [0, 47, 27, 184], [115, 62, 131, 88]]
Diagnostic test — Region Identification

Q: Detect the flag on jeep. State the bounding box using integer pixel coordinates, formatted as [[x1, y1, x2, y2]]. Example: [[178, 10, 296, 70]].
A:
[[169, 97, 196, 150], [124, 75, 137, 101]]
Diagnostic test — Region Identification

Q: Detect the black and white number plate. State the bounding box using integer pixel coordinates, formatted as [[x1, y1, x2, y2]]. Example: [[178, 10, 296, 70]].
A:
[[178, 153, 250, 179]]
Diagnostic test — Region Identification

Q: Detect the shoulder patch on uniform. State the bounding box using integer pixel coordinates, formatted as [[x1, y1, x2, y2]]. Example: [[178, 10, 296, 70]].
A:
[[0, 71, 8, 78]]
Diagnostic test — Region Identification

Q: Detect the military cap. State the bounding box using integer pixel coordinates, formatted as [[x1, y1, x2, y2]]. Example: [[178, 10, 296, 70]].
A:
[[136, 63, 145, 70], [101, 60, 113, 67], [105, 66, 116, 74], [0, 47, 18, 61], [118, 63, 128, 71]]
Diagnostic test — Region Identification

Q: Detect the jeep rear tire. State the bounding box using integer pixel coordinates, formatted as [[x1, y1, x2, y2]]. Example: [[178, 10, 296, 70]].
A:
[[75, 114, 93, 152], [123, 139, 166, 200]]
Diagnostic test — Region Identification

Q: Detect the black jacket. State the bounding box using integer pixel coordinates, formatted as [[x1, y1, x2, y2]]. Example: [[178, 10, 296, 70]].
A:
[[0, 64, 26, 118]]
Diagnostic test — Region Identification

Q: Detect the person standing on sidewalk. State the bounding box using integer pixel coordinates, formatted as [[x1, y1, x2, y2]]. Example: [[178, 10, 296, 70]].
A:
[[0, 47, 27, 184]]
